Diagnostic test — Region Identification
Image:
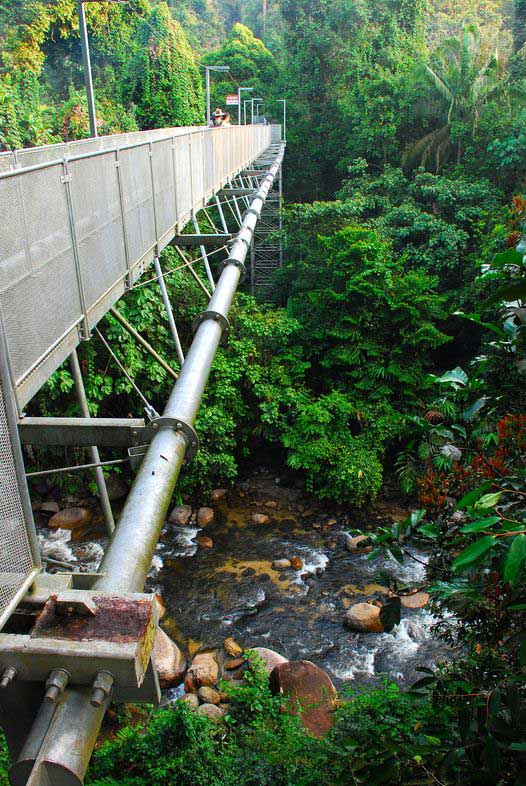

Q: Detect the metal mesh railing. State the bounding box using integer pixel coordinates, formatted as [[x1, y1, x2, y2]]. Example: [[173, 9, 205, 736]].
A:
[[0, 356, 38, 629], [0, 124, 272, 409]]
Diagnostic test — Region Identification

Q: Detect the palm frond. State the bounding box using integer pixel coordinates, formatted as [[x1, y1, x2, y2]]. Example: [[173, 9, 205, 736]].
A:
[[402, 125, 452, 173], [420, 64, 454, 104]]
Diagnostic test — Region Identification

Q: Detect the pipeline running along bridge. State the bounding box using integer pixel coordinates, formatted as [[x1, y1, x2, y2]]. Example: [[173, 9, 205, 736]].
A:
[[0, 122, 285, 785]]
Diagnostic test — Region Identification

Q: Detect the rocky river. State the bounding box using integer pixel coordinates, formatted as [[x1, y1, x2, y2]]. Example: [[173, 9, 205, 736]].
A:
[[35, 468, 455, 690]]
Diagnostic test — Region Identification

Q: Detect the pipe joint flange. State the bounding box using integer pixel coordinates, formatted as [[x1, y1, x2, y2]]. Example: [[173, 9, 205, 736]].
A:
[[217, 258, 246, 282], [192, 310, 231, 344], [236, 228, 253, 249], [144, 417, 199, 461], [243, 206, 261, 220]]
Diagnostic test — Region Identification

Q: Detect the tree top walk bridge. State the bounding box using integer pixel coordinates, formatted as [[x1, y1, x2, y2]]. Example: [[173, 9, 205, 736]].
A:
[[0, 122, 285, 785]]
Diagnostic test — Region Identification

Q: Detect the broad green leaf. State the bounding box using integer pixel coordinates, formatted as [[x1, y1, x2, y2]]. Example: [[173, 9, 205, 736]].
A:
[[510, 742, 526, 752], [419, 521, 440, 538], [507, 604, 526, 610], [484, 279, 526, 306], [490, 248, 524, 269], [474, 492, 502, 510], [452, 536, 496, 571], [432, 366, 468, 387], [409, 508, 426, 528], [503, 535, 526, 587], [453, 311, 506, 339], [463, 397, 490, 421], [460, 516, 500, 533], [456, 481, 493, 510]]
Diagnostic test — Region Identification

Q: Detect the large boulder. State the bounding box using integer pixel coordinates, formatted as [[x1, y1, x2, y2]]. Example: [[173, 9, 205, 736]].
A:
[[344, 597, 400, 633], [184, 652, 219, 692], [197, 507, 215, 527], [251, 647, 287, 675], [344, 602, 384, 633], [269, 660, 337, 737], [169, 505, 192, 526], [48, 507, 92, 531], [153, 628, 186, 688]]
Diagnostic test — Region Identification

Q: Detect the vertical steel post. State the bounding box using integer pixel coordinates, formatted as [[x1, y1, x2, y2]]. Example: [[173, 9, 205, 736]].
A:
[[69, 350, 114, 535], [76, 1, 97, 138], [205, 68, 211, 127], [192, 213, 215, 291], [153, 256, 185, 367], [214, 194, 229, 234]]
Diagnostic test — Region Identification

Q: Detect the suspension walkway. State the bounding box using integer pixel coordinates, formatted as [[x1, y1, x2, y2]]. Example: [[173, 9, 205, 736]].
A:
[[0, 122, 285, 785]]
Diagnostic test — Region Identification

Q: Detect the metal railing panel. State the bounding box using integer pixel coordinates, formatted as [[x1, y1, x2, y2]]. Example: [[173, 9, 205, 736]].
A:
[[118, 143, 156, 268], [0, 163, 83, 386], [69, 151, 127, 314], [173, 134, 193, 220], [151, 138, 176, 241], [0, 316, 40, 631], [0, 125, 272, 409]]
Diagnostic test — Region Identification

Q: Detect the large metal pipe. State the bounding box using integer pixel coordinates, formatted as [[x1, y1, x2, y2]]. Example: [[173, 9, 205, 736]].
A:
[[11, 143, 285, 786]]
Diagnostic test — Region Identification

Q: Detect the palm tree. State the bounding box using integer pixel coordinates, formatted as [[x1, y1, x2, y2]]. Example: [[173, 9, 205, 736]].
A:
[[404, 25, 503, 171]]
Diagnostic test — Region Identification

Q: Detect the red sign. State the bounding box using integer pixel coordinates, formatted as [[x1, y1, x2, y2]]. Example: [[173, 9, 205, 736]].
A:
[[225, 94, 239, 106]]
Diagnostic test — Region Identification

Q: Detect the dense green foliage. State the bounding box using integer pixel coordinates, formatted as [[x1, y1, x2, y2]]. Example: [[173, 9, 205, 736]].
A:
[[85, 655, 461, 786]]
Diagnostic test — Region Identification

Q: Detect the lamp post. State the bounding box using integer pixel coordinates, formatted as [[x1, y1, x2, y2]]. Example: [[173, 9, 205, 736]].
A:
[[243, 99, 251, 125], [276, 98, 287, 142], [76, 0, 125, 138], [205, 65, 230, 126], [237, 86, 253, 125], [251, 97, 262, 124]]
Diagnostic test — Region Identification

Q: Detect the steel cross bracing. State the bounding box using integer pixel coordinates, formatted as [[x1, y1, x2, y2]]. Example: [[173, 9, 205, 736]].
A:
[[237, 143, 283, 298], [0, 124, 285, 785]]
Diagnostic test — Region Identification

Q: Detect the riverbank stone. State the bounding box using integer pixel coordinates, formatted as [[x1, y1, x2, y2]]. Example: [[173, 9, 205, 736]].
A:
[[272, 559, 291, 570], [401, 591, 429, 609], [169, 505, 192, 526], [197, 686, 221, 705], [153, 628, 186, 688], [197, 536, 214, 549], [269, 660, 337, 737], [251, 512, 270, 525], [48, 507, 92, 531], [40, 501, 60, 515], [185, 652, 219, 691], [345, 534, 373, 554], [250, 647, 288, 674], [198, 703, 226, 721], [179, 693, 199, 710], [223, 637, 242, 656], [197, 507, 215, 527], [344, 597, 401, 633], [211, 489, 228, 502]]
